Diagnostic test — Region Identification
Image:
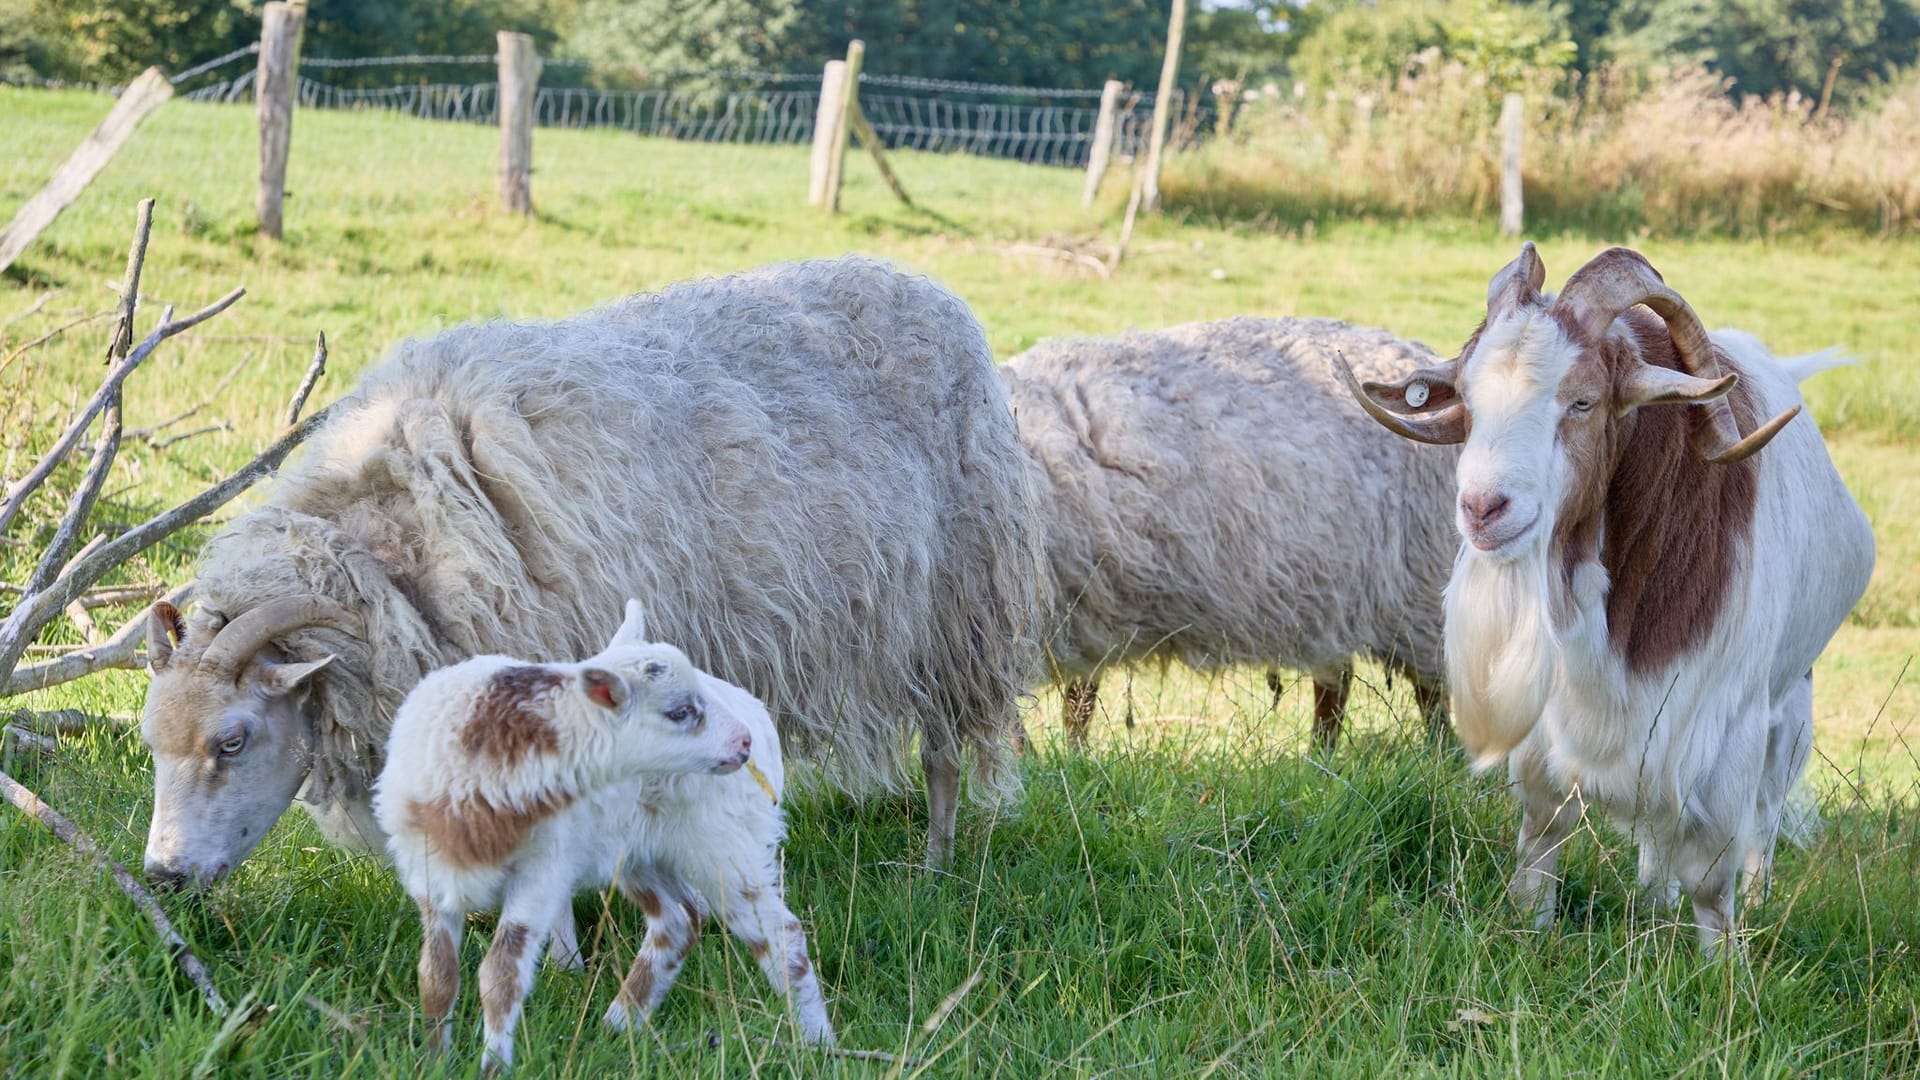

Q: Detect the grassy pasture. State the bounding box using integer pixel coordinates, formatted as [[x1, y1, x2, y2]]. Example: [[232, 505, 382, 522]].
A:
[[2, 88, 1918, 1076]]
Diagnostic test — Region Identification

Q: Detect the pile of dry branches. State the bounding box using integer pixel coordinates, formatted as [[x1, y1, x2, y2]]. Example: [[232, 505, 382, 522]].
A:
[[1, 199, 335, 1019]]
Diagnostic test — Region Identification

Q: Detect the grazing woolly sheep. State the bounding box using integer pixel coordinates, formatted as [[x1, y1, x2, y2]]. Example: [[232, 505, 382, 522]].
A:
[[1335, 245, 1873, 952], [375, 601, 833, 1071], [1002, 317, 1459, 749], [139, 256, 1046, 903]]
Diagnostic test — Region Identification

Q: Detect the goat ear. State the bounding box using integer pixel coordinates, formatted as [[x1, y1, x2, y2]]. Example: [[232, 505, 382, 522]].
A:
[[147, 601, 187, 674], [256, 654, 335, 697], [1617, 364, 1736, 412], [578, 667, 630, 712], [1360, 363, 1462, 417]]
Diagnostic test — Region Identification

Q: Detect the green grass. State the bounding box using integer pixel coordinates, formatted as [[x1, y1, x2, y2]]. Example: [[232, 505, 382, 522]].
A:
[[2, 87, 1918, 1077]]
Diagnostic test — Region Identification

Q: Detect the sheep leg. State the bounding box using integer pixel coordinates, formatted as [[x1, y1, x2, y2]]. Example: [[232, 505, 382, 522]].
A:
[[415, 897, 463, 1054], [1062, 677, 1099, 751], [545, 904, 584, 971], [1508, 746, 1581, 930], [923, 741, 960, 869], [718, 877, 836, 1045], [477, 888, 564, 1074], [604, 867, 702, 1032], [1412, 676, 1450, 743], [1309, 666, 1352, 750]]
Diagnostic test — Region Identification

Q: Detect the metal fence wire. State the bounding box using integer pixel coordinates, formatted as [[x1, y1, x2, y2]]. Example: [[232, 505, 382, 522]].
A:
[[156, 53, 1215, 168]]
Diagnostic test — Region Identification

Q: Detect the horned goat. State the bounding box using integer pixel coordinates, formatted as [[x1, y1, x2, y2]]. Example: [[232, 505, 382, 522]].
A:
[[374, 601, 831, 1071], [1003, 317, 1458, 749], [140, 256, 1046, 905], [1334, 244, 1873, 953]]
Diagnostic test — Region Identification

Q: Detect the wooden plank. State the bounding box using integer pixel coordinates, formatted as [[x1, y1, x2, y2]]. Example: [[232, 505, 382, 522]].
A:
[[1141, 0, 1187, 212], [1500, 92, 1525, 237], [808, 60, 848, 208], [1082, 79, 1123, 207], [256, 2, 304, 239], [498, 31, 542, 216], [848, 104, 910, 207], [0, 68, 172, 275]]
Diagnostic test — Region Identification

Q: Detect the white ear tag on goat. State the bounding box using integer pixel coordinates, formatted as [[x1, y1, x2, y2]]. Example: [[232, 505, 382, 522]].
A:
[[1405, 381, 1430, 408]]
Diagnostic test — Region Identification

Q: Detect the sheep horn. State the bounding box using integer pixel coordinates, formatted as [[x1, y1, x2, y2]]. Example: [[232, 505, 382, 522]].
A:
[[197, 596, 363, 684], [1330, 352, 1469, 446], [1552, 248, 1799, 463]]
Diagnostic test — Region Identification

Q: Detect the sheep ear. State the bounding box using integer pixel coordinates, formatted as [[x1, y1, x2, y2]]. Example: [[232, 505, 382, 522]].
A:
[[257, 655, 335, 698], [607, 599, 648, 648], [147, 601, 187, 674], [579, 667, 630, 712]]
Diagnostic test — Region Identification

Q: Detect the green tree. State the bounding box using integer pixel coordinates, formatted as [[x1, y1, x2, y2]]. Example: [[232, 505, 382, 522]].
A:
[[1606, 0, 1920, 108]]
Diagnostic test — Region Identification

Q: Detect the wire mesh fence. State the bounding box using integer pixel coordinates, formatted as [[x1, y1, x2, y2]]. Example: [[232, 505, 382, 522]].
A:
[[148, 51, 1217, 169]]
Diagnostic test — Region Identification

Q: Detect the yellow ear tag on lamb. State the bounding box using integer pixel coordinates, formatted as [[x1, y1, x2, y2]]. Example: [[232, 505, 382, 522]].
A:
[[1405, 381, 1430, 408], [745, 761, 778, 804]]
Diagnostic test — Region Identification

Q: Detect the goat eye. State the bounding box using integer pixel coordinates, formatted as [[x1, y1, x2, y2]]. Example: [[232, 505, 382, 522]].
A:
[[1570, 399, 1596, 414], [217, 734, 247, 757]]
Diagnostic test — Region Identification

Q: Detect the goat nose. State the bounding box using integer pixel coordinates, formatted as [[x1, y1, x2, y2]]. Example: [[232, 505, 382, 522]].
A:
[[1460, 491, 1511, 527], [734, 732, 753, 759]]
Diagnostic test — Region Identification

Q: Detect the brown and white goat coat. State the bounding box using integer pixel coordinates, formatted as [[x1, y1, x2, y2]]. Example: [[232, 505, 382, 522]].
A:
[[1337, 245, 1873, 952], [373, 601, 833, 1069]]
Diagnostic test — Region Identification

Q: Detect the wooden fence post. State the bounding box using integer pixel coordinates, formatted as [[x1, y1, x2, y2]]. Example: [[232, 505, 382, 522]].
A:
[[256, 2, 304, 239], [825, 40, 866, 212], [497, 31, 541, 216], [1499, 91, 1524, 237], [808, 60, 848, 208], [1082, 79, 1123, 208], [1141, 0, 1187, 212], [0, 68, 172, 275]]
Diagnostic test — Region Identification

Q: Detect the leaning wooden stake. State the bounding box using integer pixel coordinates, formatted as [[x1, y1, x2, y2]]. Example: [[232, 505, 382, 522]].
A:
[[0, 68, 172, 275], [256, 2, 304, 239], [0, 768, 231, 1017], [1499, 92, 1525, 237], [847, 104, 911, 207], [1141, 0, 1187, 212], [1082, 79, 1123, 207], [497, 31, 541, 216]]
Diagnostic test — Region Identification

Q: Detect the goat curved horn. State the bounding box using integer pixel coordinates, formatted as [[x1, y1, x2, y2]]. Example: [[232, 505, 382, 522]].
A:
[[1331, 352, 1469, 446], [197, 596, 363, 683], [1553, 248, 1800, 463]]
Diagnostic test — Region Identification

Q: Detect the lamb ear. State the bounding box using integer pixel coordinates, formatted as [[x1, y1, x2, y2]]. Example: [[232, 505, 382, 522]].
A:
[[146, 601, 187, 674], [579, 667, 630, 712], [607, 599, 648, 649], [257, 655, 336, 697]]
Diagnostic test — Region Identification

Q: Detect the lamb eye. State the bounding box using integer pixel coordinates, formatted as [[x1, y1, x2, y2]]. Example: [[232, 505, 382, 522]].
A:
[[217, 734, 247, 757]]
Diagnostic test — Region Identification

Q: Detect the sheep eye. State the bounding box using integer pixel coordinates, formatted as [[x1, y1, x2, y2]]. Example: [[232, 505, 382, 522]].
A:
[[217, 734, 247, 757], [1570, 399, 1596, 414]]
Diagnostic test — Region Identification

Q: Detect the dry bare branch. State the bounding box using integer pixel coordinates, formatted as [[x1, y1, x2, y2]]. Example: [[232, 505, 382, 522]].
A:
[[99, 355, 248, 450], [2, 709, 94, 735], [3, 725, 58, 753], [0, 767, 231, 1016], [0, 309, 115, 375], [3, 585, 187, 697], [149, 422, 232, 452], [106, 199, 154, 365], [284, 331, 327, 426], [0, 284, 244, 537], [3, 290, 56, 328]]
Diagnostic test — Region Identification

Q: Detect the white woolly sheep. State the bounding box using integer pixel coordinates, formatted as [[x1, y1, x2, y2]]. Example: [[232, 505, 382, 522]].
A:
[[139, 255, 1047, 904], [374, 601, 833, 1070], [1335, 244, 1874, 952], [1002, 317, 1459, 749]]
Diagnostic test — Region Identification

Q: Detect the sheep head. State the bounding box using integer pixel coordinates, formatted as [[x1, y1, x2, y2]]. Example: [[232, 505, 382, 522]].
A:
[[141, 596, 361, 889]]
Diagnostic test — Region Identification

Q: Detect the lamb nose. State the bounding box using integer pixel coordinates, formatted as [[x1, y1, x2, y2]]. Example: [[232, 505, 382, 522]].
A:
[[1462, 492, 1510, 526]]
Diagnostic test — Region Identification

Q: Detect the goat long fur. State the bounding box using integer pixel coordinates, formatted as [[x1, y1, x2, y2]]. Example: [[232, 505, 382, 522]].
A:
[[169, 257, 1045, 843], [1003, 317, 1459, 717]]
